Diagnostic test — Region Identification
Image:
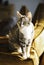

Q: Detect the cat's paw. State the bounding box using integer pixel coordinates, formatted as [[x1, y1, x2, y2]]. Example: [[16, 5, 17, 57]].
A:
[[27, 53, 30, 58], [23, 56, 27, 59], [18, 47, 22, 53], [23, 54, 27, 59]]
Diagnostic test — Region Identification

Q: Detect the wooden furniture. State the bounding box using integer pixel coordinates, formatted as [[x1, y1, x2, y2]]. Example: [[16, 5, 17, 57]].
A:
[[0, 36, 9, 52], [0, 4, 14, 52], [0, 4, 14, 20]]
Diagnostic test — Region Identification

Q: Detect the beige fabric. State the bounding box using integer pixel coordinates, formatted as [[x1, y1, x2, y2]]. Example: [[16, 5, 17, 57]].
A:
[[34, 19, 44, 40]]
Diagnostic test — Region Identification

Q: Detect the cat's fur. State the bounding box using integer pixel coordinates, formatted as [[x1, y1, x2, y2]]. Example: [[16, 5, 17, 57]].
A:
[[9, 11, 34, 59]]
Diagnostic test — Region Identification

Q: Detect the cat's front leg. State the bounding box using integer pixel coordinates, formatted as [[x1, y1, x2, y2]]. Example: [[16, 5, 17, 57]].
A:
[[22, 46, 27, 59], [26, 45, 31, 58]]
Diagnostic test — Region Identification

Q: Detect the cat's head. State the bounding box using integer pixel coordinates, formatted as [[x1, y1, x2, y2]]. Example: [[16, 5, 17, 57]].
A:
[[17, 11, 32, 28]]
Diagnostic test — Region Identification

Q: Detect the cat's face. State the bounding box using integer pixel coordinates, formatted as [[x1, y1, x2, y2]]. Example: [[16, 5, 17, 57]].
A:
[[17, 11, 32, 28], [18, 16, 30, 28]]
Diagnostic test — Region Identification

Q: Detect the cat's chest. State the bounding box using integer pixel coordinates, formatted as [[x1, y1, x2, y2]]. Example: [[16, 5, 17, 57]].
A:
[[19, 26, 32, 40], [20, 25, 32, 35]]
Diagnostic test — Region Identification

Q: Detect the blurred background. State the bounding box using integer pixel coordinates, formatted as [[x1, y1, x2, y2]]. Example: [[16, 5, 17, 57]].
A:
[[2, 0, 44, 16], [0, 0, 44, 65], [6, 0, 44, 15]]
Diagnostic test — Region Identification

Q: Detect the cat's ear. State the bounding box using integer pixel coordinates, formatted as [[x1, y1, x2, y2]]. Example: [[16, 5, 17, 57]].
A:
[[26, 12, 32, 20], [17, 11, 22, 18]]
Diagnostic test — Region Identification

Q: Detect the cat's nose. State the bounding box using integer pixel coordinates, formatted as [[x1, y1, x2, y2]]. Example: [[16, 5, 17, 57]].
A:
[[26, 44, 29, 47]]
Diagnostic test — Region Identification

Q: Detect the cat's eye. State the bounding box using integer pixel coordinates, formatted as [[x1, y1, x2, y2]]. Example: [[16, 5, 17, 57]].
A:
[[23, 21, 26, 25], [28, 22, 30, 24]]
